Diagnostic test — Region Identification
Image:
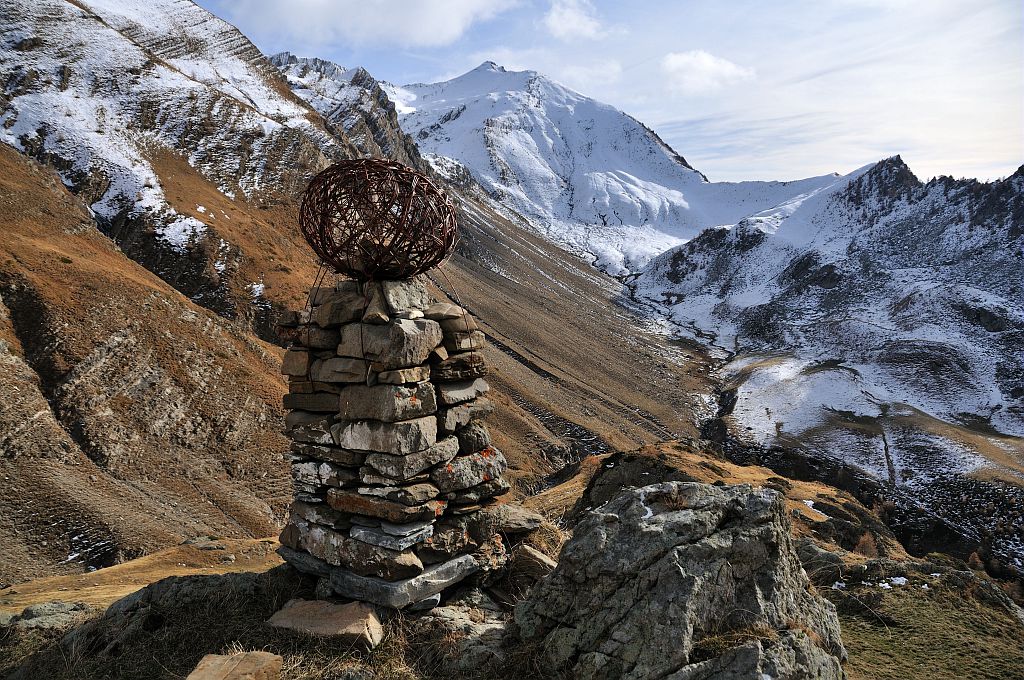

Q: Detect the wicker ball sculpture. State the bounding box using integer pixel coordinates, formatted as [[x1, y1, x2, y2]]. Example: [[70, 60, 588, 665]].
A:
[[298, 159, 458, 280]]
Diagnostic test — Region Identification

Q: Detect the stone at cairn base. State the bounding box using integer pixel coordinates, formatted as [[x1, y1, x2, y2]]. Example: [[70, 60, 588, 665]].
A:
[[186, 651, 283, 680], [266, 599, 383, 648]]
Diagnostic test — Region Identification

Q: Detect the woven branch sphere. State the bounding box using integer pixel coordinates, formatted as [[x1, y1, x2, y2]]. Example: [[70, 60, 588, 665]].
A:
[[299, 158, 458, 280]]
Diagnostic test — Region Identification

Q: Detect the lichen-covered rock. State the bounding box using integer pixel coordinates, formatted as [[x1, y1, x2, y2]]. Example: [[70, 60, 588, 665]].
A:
[[515, 482, 846, 680], [431, 446, 507, 492], [339, 381, 436, 422]]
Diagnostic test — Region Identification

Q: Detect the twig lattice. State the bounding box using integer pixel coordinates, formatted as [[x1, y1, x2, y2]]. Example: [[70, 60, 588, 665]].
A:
[[299, 159, 458, 280]]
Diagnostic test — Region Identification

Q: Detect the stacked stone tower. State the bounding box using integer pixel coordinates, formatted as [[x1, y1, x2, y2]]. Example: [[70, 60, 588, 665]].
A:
[[276, 276, 510, 609]]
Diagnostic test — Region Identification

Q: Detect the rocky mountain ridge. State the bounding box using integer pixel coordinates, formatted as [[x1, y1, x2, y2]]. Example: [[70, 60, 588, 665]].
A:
[[635, 155, 1024, 563]]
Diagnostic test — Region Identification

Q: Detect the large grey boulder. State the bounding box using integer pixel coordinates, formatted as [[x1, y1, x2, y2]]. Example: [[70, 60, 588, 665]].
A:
[[337, 319, 442, 370], [515, 482, 846, 680]]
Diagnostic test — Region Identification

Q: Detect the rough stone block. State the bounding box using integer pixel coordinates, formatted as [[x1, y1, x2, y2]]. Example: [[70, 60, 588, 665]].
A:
[[300, 325, 342, 350], [437, 378, 489, 406], [310, 357, 369, 383], [278, 545, 332, 578], [281, 349, 311, 376], [276, 310, 301, 327], [445, 477, 511, 504], [285, 413, 334, 444], [327, 488, 446, 523], [267, 600, 383, 648], [424, 302, 464, 320], [456, 422, 491, 455], [351, 524, 433, 551], [439, 398, 494, 433], [432, 351, 487, 382], [443, 330, 485, 352], [338, 320, 442, 370], [332, 416, 437, 454], [313, 291, 366, 327], [364, 436, 459, 480], [377, 366, 431, 385], [358, 467, 430, 486], [301, 522, 423, 580], [439, 315, 479, 333], [291, 500, 348, 529], [357, 482, 440, 506], [339, 382, 436, 422], [431, 446, 507, 492], [290, 443, 365, 466], [382, 277, 430, 314], [329, 554, 479, 609], [186, 651, 282, 680], [361, 283, 390, 324]]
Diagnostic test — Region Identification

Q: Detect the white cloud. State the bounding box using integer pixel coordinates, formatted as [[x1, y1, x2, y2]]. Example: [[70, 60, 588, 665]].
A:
[[542, 0, 605, 41], [660, 50, 755, 95], [221, 0, 515, 48]]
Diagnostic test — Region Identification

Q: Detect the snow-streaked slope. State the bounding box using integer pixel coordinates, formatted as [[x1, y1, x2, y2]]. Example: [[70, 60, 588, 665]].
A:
[[0, 0, 342, 250], [635, 157, 1024, 559], [385, 61, 840, 274]]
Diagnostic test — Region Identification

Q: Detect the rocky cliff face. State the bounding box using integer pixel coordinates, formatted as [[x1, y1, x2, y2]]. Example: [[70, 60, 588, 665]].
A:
[[635, 157, 1024, 563], [516, 481, 846, 679], [270, 53, 426, 173]]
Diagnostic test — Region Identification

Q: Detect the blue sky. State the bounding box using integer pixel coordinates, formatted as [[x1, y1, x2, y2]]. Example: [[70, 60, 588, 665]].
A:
[[197, 0, 1022, 182]]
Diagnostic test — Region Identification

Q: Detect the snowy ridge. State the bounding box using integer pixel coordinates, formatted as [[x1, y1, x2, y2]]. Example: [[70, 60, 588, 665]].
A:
[[634, 157, 1024, 558], [384, 61, 841, 274], [0, 0, 341, 251]]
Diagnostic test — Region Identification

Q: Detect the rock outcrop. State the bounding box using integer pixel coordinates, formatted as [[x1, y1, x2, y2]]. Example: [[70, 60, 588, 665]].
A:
[[515, 482, 846, 679]]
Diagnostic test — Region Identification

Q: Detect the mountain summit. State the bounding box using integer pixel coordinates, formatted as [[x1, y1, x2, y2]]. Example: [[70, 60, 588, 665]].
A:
[[381, 63, 841, 274]]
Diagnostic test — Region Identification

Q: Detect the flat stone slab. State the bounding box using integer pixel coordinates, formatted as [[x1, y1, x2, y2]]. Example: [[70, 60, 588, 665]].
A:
[[364, 436, 459, 480], [333, 417, 437, 454], [186, 651, 283, 680], [330, 554, 479, 609], [437, 378, 489, 406], [377, 366, 430, 385], [351, 523, 433, 551], [339, 382, 436, 422], [327, 488, 446, 523], [267, 599, 383, 648]]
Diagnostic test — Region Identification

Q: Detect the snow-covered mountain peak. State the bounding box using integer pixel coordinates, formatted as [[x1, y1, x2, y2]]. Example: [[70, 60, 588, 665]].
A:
[[380, 62, 843, 273]]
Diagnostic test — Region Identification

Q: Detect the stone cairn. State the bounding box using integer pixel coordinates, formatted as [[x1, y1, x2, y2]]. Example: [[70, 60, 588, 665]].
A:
[[275, 276, 511, 609]]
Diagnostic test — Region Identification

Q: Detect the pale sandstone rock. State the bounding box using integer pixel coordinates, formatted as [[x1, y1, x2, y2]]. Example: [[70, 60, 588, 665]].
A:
[[267, 599, 383, 648], [186, 651, 283, 680]]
